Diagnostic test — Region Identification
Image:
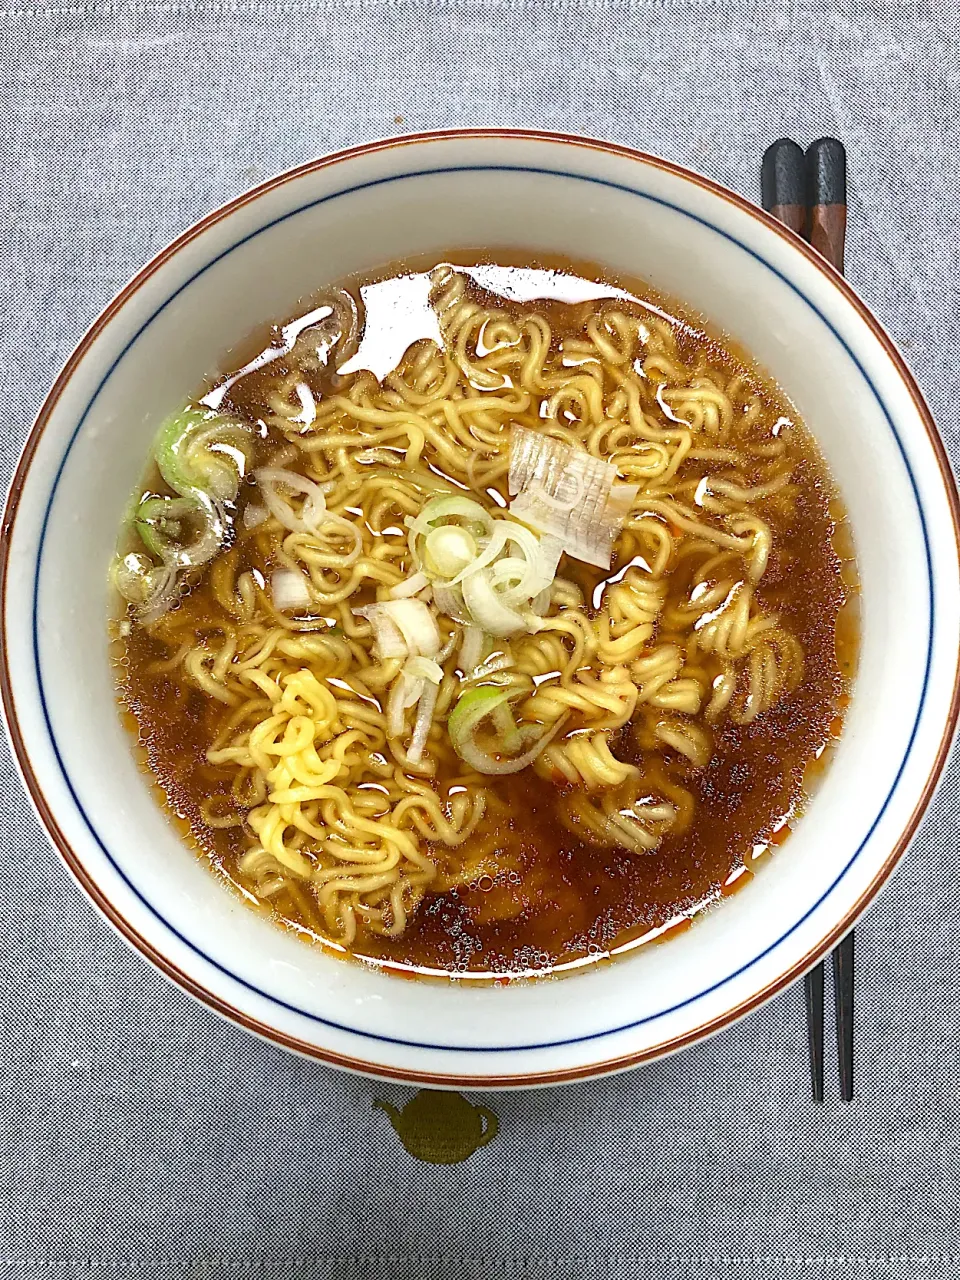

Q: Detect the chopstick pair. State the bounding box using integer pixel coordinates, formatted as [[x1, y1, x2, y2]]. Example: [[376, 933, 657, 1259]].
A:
[[761, 137, 847, 272], [760, 137, 854, 1103]]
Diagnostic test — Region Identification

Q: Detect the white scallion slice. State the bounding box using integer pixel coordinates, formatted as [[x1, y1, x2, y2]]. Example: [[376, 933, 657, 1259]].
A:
[[354, 605, 407, 660], [433, 583, 472, 623], [389, 571, 430, 599], [271, 568, 312, 612], [458, 624, 485, 674], [405, 655, 444, 685], [444, 518, 539, 589], [354, 599, 441, 659], [508, 426, 639, 568], [399, 675, 425, 710], [386, 657, 444, 764], [112, 553, 180, 624], [424, 524, 477, 578], [382, 599, 441, 656], [406, 494, 495, 566], [255, 467, 327, 534], [461, 571, 527, 636], [530, 585, 552, 616], [407, 680, 440, 764]]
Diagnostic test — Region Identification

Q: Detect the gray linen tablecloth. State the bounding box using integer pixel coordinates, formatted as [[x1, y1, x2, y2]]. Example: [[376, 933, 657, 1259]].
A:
[[2, 2, 960, 1276]]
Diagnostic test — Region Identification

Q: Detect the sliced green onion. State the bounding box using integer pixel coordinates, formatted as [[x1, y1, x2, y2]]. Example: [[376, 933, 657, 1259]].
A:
[[432, 583, 471, 623], [155, 407, 252, 502], [447, 685, 568, 775], [111, 551, 175, 609], [410, 493, 493, 532], [388, 571, 430, 599], [424, 524, 477, 578], [271, 568, 312, 612], [408, 493, 563, 637], [446, 519, 543, 589], [115, 406, 254, 627], [355, 599, 441, 659], [530, 585, 552, 615], [462, 570, 527, 636], [448, 685, 513, 750], [254, 467, 327, 534], [406, 494, 494, 565], [355, 605, 406, 660], [408, 680, 439, 764], [491, 700, 522, 753], [458, 624, 485, 673], [383, 599, 441, 656], [487, 555, 532, 600], [405, 656, 444, 684], [386, 656, 444, 764], [133, 494, 221, 569], [133, 496, 190, 559]]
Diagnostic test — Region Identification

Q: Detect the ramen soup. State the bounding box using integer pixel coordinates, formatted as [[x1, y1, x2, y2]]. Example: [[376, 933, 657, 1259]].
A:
[[111, 255, 858, 979]]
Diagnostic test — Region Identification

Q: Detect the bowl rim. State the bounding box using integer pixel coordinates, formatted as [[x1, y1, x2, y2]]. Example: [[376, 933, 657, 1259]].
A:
[[3, 127, 959, 1087]]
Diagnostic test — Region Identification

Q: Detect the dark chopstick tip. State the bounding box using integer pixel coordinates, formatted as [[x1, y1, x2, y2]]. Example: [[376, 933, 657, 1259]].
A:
[[761, 138, 806, 211], [804, 963, 825, 1104], [833, 930, 854, 1101], [806, 137, 847, 206]]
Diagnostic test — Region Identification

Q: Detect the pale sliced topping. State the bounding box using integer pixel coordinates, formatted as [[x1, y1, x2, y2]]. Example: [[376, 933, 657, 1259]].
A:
[[508, 426, 638, 568]]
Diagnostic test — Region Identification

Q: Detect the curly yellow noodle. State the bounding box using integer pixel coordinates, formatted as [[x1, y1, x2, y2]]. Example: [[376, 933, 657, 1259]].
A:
[[536, 730, 637, 789]]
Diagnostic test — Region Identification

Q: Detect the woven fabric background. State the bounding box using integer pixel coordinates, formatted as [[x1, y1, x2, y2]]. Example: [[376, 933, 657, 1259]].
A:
[[1, 1, 959, 1276]]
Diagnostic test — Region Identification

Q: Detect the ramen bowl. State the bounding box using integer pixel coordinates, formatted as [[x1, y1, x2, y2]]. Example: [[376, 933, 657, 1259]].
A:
[[3, 130, 959, 1087]]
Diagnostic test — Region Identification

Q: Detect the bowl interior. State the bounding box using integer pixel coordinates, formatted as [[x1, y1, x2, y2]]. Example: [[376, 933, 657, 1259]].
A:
[[6, 135, 958, 1083]]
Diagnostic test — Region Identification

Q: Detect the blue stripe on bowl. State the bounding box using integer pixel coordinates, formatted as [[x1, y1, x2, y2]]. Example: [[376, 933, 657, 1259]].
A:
[[31, 163, 934, 1055]]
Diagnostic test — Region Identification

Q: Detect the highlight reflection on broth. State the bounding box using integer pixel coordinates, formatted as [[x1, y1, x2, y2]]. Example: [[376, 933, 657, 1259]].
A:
[[112, 254, 858, 979]]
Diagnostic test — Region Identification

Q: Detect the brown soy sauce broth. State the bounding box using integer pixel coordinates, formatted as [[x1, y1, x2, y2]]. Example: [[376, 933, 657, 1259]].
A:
[[115, 251, 859, 981]]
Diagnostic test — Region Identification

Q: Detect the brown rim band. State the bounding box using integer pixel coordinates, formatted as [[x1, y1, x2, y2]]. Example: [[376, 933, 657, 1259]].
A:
[[3, 129, 959, 1087]]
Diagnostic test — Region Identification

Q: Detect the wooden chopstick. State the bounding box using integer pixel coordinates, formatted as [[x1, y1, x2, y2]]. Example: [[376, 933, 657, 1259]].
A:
[[806, 137, 854, 1103], [761, 138, 806, 238], [833, 932, 854, 1100], [806, 137, 855, 1103], [807, 137, 847, 273], [804, 956, 826, 1103], [760, 136, 853, 1102], [761, 137, 825, 1104]]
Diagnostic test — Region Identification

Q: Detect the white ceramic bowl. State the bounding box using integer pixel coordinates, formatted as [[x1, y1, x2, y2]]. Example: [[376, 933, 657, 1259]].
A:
[[3, 130, 959, 1087]]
